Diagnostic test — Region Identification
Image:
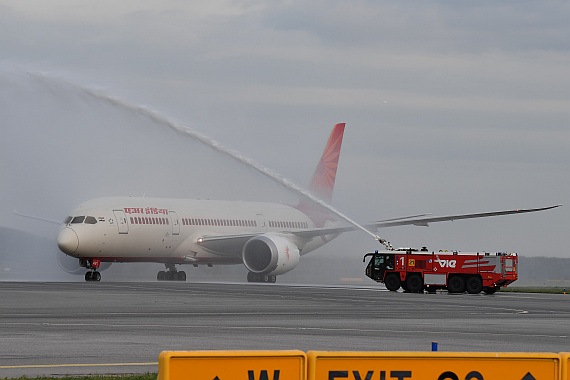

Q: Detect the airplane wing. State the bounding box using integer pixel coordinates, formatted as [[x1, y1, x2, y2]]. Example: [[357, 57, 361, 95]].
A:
[[369, 204, 561, 228], [13, 209, 62, 224], [196, 233, 258, 255], [195, 229, 352, 255], [299, 204, 562, 233], [195, 205, 561, 254]]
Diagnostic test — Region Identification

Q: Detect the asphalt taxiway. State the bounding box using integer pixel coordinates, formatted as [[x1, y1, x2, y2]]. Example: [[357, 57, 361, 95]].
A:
[[0, 282, 569, 378]]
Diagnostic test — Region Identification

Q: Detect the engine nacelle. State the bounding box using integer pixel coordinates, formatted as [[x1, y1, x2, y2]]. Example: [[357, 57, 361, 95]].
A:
[[57, 252, 111, 274], [242, 233, 300, 276]]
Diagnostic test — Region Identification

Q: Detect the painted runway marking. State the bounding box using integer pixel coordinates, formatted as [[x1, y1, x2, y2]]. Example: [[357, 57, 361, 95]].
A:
[[1, 322, 565, 339]]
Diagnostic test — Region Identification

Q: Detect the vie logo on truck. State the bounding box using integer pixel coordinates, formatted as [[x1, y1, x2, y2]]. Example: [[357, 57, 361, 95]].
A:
[[435, 258, 457, 268]]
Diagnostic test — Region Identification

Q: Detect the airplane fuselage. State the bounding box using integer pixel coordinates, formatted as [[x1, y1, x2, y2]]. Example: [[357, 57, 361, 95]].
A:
[[57, 196, 339, 266]]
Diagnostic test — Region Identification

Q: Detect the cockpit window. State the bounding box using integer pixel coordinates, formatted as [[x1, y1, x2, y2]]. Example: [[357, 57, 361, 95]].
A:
[[71, 216, 85, 224], [84, 216, 97, 224], [64, 216, 72, 224]]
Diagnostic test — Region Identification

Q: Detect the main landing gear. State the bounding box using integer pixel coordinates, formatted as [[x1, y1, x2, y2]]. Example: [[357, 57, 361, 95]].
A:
[[80, 259, 101, 282], [247, 272, 276, 283], [157, 264, 186, 281]]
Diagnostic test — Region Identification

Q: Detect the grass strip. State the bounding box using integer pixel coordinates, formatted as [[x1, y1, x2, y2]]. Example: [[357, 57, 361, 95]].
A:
[[501, 287, 567, 294]]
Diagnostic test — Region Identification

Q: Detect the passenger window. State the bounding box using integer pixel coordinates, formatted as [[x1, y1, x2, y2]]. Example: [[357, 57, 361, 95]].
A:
[[71, 216, 85, 224], [84, 216, 97, 224]]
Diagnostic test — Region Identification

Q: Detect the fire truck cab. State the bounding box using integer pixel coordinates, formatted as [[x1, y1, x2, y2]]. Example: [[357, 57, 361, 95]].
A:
[[364, 248, 518, 294]]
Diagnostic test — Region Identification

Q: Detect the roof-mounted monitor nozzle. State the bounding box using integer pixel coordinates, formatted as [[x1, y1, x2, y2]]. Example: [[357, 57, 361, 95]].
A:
[[376, 236, 394, 251]]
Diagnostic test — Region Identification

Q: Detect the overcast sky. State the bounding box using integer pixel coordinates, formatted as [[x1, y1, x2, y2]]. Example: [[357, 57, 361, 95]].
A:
[[0, 0, 568, 278]]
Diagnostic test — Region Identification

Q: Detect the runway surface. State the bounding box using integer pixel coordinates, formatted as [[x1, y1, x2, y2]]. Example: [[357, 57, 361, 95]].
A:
[[1, 281, 569, 378]]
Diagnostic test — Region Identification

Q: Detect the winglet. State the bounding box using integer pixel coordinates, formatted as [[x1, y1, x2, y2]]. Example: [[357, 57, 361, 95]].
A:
[[309, 123, 346, 202]]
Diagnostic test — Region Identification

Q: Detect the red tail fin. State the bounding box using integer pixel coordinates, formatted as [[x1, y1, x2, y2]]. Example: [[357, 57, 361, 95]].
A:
[[309, 123, 346, 202]]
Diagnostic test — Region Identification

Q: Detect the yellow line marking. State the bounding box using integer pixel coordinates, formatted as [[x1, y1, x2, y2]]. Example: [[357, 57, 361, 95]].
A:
[[0, 362, 157, 369]]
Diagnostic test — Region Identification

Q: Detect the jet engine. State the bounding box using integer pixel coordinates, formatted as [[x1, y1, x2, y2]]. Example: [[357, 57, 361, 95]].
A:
[[242, 233, 300, 276], [57, 252, 111, 275]]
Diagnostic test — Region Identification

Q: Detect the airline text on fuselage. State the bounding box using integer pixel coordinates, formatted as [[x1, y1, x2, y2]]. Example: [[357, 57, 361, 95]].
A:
[[123, 207, 169, 215]]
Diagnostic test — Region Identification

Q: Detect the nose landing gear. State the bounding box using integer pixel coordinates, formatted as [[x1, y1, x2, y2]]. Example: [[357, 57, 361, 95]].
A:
[[80, 258, 102, 282], [85, 271, 101, 282]]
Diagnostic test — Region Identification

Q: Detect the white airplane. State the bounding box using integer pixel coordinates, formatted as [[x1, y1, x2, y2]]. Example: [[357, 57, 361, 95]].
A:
[[56, 123, 560, 282]]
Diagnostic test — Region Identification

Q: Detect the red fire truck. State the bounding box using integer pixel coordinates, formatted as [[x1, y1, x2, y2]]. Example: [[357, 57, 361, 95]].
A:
[[363, 248, 518, 294]]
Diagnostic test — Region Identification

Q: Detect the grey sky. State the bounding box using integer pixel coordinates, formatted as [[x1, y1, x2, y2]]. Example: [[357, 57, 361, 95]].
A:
[[0, 0, 568, 272]]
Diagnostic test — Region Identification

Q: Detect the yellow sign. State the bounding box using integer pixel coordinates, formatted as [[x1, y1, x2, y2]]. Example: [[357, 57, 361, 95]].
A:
[[408, 259, 415, 267], [562, 353, 569, 380], [307, 351, 561, 380], [159, 350, 306, 380]]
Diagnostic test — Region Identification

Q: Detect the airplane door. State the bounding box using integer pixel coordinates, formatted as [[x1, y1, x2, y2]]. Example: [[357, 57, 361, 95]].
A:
[[256, 214, 266, 232], [169, 211, 180, 235], [113, 210, 129, 234]]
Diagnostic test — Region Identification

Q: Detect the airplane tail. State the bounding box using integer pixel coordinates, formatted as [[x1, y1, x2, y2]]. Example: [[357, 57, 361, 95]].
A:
[[308, 123, 346, 203]]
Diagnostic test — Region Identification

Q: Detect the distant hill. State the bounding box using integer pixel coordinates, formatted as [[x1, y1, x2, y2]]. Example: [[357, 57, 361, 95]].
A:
[[516, 256, 570, 287], [0, 226, 73, 281]]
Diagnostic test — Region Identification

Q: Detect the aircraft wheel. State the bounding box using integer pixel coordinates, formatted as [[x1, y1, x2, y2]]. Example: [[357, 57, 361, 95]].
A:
[[157, 271, 166, 281], [177, 271, 187, 281], [406, 274, 423, 293], [448, 276, 465, 293], [384, 273, 401, 291], [246, 272, 274, 283], [85, 272, 92, 282], [466, 276, 483, 294], [93, 271, 101, 282]]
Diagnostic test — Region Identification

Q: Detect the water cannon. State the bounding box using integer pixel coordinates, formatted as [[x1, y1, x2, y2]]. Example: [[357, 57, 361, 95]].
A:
[[376, 235, 394, 250]]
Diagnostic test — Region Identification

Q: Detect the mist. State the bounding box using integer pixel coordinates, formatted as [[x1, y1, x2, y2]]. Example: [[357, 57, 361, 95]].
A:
[[0, 69, 314, 281]]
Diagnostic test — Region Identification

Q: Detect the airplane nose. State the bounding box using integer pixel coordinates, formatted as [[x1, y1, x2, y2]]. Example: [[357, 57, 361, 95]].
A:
[[57, 227, 79, 255]]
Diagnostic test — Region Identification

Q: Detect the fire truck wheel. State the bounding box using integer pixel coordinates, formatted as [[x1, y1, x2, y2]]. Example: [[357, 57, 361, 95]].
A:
[[483, 286, 499, 294], [448, 275, 465, 293], [406, 274, 423, 293], [384, 274, 401, 291], [466, 276, 483, 294]]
